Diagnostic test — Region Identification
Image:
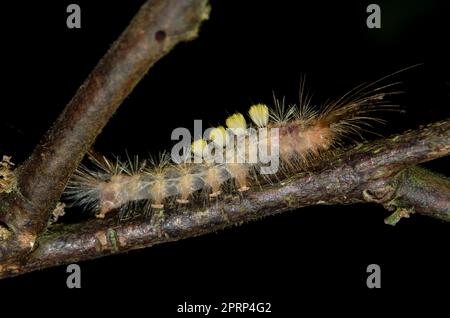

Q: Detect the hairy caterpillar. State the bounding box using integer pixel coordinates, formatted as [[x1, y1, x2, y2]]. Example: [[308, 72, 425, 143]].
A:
[[65, 73, 403, 219]]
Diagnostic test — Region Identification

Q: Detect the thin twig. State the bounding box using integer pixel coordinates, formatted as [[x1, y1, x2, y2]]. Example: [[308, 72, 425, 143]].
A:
[[0, 0, 210, 260], [1, 119, 448, 278]]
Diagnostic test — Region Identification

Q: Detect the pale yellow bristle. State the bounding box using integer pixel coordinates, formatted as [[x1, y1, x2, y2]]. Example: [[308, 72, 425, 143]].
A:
[[227, 163, 250, 192], [204, 166, 223, 197], [226, 112, 247, 134], [177, 170, 194, 204], [248, 104, 269, 127], [209, 126, 228, 147], [150, 178, 166, 209], [191, 139, 207, 158]]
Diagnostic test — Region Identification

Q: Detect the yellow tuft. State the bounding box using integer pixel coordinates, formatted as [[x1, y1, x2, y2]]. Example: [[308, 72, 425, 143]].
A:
[[209, 126, 228, 147], [226, 113, 247, 134], [248, 103, 269, 127], [191, 139, 207, 158]]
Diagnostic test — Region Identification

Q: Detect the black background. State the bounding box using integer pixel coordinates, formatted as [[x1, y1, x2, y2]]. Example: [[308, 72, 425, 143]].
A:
[[1, 0, 449, 313]]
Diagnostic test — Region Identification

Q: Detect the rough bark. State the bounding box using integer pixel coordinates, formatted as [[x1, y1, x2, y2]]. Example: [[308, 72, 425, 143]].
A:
[[0, 0, 210, 261], [1, 119, 448, 278]]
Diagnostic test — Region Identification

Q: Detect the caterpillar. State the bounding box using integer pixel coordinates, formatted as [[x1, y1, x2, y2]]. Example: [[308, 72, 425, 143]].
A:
[[65, 73, 403, 219]]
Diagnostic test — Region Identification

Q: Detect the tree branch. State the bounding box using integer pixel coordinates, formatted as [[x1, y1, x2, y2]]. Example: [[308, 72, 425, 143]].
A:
[[0, 0, 210, 260], [1, 119, 448, 278]]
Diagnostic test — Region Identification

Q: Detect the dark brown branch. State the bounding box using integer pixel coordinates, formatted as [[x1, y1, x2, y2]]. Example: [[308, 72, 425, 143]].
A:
[[0, 0, 210, 260], [1, 119, 448, 278]]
